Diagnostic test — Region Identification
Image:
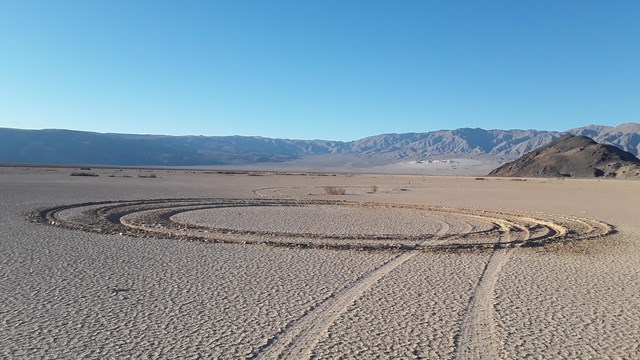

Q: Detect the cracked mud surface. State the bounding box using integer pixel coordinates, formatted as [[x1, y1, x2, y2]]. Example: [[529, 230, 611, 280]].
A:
[[1, 168, 638, 359]]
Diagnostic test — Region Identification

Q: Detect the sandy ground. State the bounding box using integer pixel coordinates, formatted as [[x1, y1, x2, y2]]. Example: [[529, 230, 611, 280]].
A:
[[1, 166, 639, 359]]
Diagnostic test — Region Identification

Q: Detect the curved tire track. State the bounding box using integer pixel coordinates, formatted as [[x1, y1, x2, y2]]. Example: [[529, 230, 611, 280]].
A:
[[31, 198, 613, 252], [30, 197, 616, 359]]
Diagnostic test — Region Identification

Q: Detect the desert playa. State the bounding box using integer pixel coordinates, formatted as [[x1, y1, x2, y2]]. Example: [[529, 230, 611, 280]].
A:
[[1, 167, 639, 359]]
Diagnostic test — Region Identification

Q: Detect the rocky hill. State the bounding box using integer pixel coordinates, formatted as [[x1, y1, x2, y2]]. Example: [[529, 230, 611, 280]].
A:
[[488, 135, 640, 179]]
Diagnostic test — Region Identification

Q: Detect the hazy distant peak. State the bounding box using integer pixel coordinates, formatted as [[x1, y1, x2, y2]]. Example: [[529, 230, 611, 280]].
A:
[[565, 124, 612, 137], [608, 122, 640, 133]]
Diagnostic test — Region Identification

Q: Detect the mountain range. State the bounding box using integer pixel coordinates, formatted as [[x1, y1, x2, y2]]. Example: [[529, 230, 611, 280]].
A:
[[1, 123, 639, 174]]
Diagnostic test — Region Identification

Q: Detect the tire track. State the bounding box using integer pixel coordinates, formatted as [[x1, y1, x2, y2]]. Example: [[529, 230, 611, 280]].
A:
[[253, 222, 451, 360], [31, 198, 615, 359], [453, 222, 528, 360], [254, 250, 416, 360], [454, 247, 511, 360], [252, 187, 286, 198], [33, 198, 612, 252]]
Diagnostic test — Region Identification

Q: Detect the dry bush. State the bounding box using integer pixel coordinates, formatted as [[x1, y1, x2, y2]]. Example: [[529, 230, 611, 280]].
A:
[[70, 171, 99, 177], [324, 186, 346, 195], [370, 185, 378, 193], [475, 177, 486, 180], [137, 173, 158, 178]]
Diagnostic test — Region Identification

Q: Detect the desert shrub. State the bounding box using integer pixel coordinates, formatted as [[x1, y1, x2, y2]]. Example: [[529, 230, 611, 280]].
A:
[[324, 186, 346, 195], [475, 177, 486, 180], [137, 173, 158, 178], [70, 171, 98, 177], [370, 185, 378, 193]]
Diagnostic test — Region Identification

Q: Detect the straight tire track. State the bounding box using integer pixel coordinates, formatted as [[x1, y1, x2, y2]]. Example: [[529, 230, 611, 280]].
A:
[[255, 223, 451, 360], [454, 248, 511, 360], [453, 223, 526, 360]]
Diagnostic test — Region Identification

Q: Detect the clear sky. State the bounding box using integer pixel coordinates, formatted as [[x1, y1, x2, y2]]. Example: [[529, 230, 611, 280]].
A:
[[1, 1, 638, 141]]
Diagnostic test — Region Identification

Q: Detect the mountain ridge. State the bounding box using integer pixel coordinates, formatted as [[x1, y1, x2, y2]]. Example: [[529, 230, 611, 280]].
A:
[[1, 123, 638, 169]]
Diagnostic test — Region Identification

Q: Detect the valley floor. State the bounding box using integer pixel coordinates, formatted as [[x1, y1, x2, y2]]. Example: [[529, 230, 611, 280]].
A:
[[1, 167, 639, 359]]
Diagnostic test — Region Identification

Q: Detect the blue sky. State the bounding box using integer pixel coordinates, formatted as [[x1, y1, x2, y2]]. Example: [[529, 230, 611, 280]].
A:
[[1, 1, 638, 141]]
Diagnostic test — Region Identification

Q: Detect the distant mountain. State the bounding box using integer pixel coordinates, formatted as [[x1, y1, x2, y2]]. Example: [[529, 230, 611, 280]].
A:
[[0, 123, 638, 169], [567, 123, 640, 158], [347, 128, 560, 162], [488, 135, 640, 179], [0, 128, 347, 166]]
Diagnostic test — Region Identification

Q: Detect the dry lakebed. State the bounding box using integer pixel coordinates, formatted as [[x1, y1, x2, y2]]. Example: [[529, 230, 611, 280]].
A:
[[1, 166, 639, 359]]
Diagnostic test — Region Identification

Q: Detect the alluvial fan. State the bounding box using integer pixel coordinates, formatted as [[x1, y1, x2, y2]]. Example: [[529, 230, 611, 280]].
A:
[[31, 198, 614, 251]]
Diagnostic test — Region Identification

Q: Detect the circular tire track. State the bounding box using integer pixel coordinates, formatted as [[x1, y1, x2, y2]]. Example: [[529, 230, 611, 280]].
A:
[[31, 198, 614, 252], [29, 198, 616, 359]]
